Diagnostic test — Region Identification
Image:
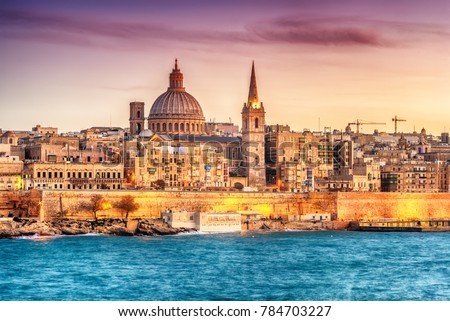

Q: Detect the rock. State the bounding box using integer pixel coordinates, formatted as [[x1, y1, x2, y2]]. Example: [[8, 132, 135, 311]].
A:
[[107, 226, 134, 236], [61, 227, 90, 235]]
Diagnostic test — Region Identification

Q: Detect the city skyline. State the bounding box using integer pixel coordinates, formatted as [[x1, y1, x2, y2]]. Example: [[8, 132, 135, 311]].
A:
[[1, 0, 449, 135]]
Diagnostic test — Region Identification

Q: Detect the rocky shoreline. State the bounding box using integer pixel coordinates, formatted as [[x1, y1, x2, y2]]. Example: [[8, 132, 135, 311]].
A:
[[0, 217, 191, 239]]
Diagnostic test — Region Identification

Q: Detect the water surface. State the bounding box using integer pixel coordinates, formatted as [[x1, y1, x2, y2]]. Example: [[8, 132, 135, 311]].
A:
[[1, 231, 449, 300]]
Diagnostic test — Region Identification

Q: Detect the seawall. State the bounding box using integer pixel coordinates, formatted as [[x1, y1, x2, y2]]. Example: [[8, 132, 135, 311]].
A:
[[36, 190, 450, 221]]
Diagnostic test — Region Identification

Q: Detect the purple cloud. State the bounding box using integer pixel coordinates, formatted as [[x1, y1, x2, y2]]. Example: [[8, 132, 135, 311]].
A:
[[1, 9, 446, 49], [248, 16, 390, 46]]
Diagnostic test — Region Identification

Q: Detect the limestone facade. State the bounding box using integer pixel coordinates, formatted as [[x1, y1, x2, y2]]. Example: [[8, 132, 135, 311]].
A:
[[23, 162, 124, 191]]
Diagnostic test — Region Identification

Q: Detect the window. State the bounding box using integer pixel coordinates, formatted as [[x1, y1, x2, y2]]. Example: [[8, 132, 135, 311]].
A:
[[162, 123, 167, 131], [37, 172, 41, 178], [180, 123, 184, 132], [60, 172, 63, 178], [175, 123, 179, 131], [87, 156, 91, 162], [255, 118, 259, 129], [169, 123, 172, 132], [157, 123, 161, 132], [49, 172, 52, 179], [78, 172, 81, 178], [137, 110, 141, 118], [67, 172, 70, 178]]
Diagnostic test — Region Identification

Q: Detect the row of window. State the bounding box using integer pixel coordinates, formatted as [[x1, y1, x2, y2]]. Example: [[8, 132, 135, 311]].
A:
[[151, 122, 203, 133], [35, 183, 121, 190], [35, 171, 122, 179]]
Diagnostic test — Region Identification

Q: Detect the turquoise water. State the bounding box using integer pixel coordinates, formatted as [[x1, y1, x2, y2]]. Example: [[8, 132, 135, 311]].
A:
[[1, 231, 450, 301]]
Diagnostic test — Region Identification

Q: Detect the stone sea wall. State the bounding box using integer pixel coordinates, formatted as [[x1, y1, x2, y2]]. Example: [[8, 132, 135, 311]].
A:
[[40, 190, 318, 221], [337, 192, 450, 221], [37, 190, 450, 221]]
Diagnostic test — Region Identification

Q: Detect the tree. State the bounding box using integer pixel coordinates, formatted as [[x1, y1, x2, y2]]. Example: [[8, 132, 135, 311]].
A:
[[116, 195, 140, 219], [79, 194, 109, 221], [234, 182, 244, 191], [154, 179, 165, 190]]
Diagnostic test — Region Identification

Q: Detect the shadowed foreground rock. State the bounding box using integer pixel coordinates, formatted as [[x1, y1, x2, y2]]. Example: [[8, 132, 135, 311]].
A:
[[0, 218, 186, 238]]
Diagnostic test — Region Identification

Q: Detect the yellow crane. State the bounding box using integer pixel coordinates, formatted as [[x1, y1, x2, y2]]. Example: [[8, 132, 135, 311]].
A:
[[347, 119, 386, 134], [392, 115, 406, 134]]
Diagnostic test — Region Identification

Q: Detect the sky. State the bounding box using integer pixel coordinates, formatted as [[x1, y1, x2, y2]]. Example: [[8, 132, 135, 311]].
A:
[[1, 0, 449, 135]]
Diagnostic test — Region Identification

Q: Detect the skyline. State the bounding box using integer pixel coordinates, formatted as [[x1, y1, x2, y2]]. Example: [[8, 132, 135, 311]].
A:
[[1, 0, 449, 135]]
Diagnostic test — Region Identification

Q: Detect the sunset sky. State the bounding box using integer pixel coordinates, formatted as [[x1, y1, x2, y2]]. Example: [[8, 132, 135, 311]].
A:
[[1, 0, 449, 135]]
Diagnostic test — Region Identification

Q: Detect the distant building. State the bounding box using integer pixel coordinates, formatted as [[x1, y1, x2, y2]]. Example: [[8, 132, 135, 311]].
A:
[[32, 125, 58, 136]]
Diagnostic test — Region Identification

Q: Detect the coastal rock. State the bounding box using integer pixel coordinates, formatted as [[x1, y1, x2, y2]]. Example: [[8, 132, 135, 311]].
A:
[[106, 226, 134, 236], [136, 223, 181, 236], [61, 227, 90, 235]]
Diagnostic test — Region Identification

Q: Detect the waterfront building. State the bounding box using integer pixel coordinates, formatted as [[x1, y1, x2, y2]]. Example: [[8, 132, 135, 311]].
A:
[[0, 156, 23, 191], [164, 211, 242, 232], [381, 161, 440, 193], [22, 162, 124, 190]]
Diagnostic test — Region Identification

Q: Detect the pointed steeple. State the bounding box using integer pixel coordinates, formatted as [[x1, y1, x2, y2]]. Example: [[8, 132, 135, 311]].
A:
[[169, 58, 185, 92], [247, 61, 260, 109]]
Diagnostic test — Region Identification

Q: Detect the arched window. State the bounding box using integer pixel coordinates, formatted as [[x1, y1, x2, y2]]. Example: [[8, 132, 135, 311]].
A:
[[175, 123, 179, 131], [191, 124, 195, 132], [137, 110, 141, 118], [180, 123, 185, 132], [186, 123, 190, 132], [255, 117, 259, 129], [244, 120, 247, 130], [9, 138, 13, 144], [152, 123, 155, 131], [162, 123, 167, 131], [156, 123, 161, 132], [169, 123, 172, 132], [196, 124, 199, 132]]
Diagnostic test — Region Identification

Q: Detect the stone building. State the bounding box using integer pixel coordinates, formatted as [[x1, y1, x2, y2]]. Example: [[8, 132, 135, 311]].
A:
[[381, 161, 440, 193], [23, 162, 124, 190], [0, 156, 23, 191]]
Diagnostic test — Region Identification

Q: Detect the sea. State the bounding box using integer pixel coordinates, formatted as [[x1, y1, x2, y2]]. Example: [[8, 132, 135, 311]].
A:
[[1, 230, 450, 301]]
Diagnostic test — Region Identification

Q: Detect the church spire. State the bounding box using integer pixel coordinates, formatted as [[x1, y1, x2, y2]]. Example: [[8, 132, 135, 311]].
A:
[[247, 61, 260, 109]]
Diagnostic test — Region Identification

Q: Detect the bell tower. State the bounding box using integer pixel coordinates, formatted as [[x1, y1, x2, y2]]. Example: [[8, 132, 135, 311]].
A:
[[241, 61, 266, 189], [129, 101, 145, 136]]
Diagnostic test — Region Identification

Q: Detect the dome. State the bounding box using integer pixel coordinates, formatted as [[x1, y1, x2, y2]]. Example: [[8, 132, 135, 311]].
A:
[[148, 59, 205, 135], [2, 131, 16, 137], [138, 129, 154, 138], [149, 91, 204, 119]]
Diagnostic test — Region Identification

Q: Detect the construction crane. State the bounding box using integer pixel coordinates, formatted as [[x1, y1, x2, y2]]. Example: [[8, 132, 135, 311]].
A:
[[347, 119, 386, 134], [392, 115, 406, 134]]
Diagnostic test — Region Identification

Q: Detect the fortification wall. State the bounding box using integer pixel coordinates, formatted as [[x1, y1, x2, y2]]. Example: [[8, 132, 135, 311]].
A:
[[40, 190, 317, 221], [38, 191, 450, 222], [337, 192, 450, 220]]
